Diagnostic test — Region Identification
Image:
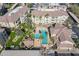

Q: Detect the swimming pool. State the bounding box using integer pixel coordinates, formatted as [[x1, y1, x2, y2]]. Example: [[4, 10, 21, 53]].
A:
[[35, 33, 40, 39], [34, 30, 48, 44], [41, 30, 48, 44]]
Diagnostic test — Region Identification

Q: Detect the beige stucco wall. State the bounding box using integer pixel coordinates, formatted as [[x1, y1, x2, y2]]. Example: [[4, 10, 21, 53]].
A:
[[58, 47, 73, 50], [57, 42, 74, 50], [31, 15, 68, 24], [0, 22, 15, 28]]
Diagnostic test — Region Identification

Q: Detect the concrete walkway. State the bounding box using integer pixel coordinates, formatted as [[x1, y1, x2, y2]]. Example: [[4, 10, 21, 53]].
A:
[[0, 50, 41, 56]]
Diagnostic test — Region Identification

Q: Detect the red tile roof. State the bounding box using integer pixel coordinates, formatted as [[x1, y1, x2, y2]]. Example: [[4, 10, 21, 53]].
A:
[[50, 24, 74, 44], [50, 24, 65, 36], [31, 10, 68, 17], [59, 28, 74, 43], [0, 6, 28, 23]]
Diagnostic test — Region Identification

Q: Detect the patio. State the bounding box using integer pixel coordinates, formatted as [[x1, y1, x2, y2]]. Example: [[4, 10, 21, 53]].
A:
[[22, 37, 34, 48]]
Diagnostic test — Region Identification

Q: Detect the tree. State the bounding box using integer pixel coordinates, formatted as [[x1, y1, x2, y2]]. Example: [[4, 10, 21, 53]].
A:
[[27, 3, 33, 8], [69, 4, 79, 18], [6, 31, 16, 48]]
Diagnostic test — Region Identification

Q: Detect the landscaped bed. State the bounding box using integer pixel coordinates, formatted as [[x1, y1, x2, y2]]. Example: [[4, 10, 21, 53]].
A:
[[6, 23, 35, 49], [6, 28, 25, 48], [5, 3, 14, 10], [6, 31, 16, 48], [72, 38, 79, 48]]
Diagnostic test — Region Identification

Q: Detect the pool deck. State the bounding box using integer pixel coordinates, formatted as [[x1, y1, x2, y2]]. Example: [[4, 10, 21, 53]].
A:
[[34, 25, 50, 49]]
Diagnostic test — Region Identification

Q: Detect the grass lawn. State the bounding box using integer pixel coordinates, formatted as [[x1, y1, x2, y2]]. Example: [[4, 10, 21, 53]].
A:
[[6, 23, 35, 48], [12, 36, 20, 43], [6, 31, 16, 48], [14, 34, 25, 47], [6, 31, 25, 48]]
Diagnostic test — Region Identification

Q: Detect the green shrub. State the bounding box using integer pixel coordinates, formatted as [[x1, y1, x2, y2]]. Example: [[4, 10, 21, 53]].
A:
[[6, 31, 16, 47]]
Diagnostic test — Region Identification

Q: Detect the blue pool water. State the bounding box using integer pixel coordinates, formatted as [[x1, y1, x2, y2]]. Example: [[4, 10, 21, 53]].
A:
[[34, 30, 48, 44], [35, 33, 40, 39], [41, 30, 48, 44]]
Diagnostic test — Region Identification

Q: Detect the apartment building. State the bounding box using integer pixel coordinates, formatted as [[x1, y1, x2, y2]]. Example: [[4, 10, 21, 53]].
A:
[[33, 3, 67, 11], [49, 24, 75, 50], [31, 9, 68, 25], [0, 5, 28, 28]]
